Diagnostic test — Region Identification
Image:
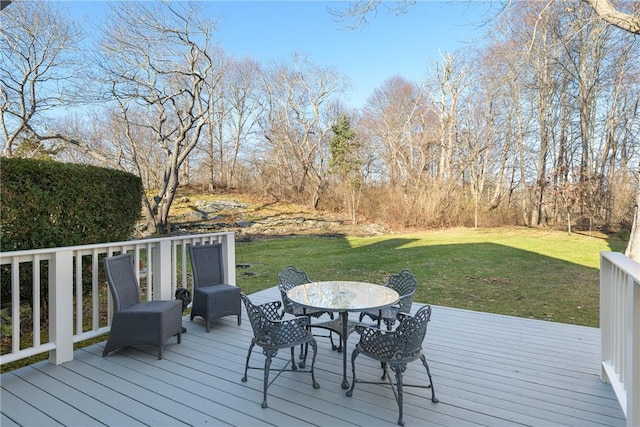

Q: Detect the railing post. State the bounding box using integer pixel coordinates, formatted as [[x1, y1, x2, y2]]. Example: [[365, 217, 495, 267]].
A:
[[49, 250, 74, 365], [627, 275, 639, 427], [152, 239, 173, 300], [600, 255, 612, 382], [224, 233, 236, 286]]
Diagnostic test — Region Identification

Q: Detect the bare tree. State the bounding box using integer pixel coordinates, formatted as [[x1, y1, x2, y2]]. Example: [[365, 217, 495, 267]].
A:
[[258, 54, 347, 208], [200, 55, 263, 189], [0, 1, 83, 157], [362, 76, 428, 188], [92, 1, 214, 234], [429, 54, 469, 184]]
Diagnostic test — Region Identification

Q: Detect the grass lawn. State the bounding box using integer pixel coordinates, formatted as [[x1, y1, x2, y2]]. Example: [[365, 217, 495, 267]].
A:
[[235, 226, 627, 327]]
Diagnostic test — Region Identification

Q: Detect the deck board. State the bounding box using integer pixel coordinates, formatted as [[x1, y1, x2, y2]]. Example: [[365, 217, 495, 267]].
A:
[[1, 286, 626, 427]]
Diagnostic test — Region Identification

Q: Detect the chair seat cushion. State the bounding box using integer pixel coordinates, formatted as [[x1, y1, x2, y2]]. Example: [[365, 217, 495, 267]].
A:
[[123, 300, 182, 314], [108, 300, 183, 353], [192, 284, 242, 324], [195, 284, 240, 297]]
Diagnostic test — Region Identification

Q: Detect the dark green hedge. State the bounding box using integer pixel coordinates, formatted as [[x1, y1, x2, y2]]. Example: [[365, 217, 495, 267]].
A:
[[1, 158, 143, 251]]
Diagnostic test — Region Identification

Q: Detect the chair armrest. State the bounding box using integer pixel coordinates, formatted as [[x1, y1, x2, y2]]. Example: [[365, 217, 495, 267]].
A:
[[396, 290, 416, 313], [396, 311, 413, 323], [355, 324, 384, 339], [272, 315, 310, 328]]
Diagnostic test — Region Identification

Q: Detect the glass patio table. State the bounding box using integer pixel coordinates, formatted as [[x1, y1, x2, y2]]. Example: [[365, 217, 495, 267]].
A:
[[287, 281, 399, 389]]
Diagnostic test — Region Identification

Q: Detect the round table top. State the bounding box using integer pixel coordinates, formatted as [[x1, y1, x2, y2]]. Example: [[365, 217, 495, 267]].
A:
[[287, 281, 399, 312]]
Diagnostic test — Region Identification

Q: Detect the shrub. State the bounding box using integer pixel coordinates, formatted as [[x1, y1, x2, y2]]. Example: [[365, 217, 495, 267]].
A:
[[1, 158, 142, 251], [0, 158, 143, 310]]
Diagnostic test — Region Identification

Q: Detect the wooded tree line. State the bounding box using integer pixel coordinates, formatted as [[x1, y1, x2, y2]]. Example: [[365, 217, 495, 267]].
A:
[[2, 1, 638, 235]]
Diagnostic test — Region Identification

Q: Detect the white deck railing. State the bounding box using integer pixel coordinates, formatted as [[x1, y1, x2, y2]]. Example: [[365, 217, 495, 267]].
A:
[[600, 251, 640, 427], [0, 232, 235, 366]]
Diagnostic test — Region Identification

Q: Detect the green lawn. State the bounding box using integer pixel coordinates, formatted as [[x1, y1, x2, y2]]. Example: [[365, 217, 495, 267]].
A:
[[235, 226, 627, 327]]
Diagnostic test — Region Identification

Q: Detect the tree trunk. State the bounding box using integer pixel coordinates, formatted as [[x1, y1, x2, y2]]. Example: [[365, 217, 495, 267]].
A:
[[625, 187, 640, 262]]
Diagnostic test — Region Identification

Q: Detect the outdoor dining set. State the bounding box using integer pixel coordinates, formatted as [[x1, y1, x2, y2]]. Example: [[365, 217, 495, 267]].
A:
[[101, 243, 438, 426]]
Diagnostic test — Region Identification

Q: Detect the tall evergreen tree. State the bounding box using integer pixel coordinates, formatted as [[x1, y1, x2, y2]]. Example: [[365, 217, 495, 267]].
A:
[[330, 113, 363, 224]]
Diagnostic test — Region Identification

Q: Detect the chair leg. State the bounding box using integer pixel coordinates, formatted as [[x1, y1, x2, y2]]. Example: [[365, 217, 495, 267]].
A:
[[299, 343, 305, 360], [346, 348, 360, 397], [299, 343, 307, 368], [392, 366, 406, 426], [330, 332, 342, 352], [102, 340, 111, 357], [262, 349, 276, 408], [157, 345, 163, 360], [300, 315, 312, 365], [290, 347, 298, 371], [420, 354, 439, 403], [309, 339, 320, 389], [242, 339, 256, 382], [237, 314, 241, 325]]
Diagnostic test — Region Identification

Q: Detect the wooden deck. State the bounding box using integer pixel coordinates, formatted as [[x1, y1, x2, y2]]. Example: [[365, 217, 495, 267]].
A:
[[1, 287, 626, 427]]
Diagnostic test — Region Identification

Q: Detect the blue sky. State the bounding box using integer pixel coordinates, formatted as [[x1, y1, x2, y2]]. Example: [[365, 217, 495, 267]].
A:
[[67, 1, 499, 109]]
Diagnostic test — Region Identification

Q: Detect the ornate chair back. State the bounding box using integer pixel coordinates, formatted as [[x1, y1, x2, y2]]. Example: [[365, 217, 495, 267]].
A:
[[386, 269, 418, 315], [393, 305, 432, 361], [241, 294, 282, 342], [277, 265, 311, 314]]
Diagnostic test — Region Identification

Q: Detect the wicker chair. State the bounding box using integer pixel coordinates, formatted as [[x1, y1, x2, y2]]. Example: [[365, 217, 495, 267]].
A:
[[189, 243, 241, 332], [241, 294, 320, 408], [347, 305, 438, 426], [102, 253, 182, 360], [359, 269, 417, 330]]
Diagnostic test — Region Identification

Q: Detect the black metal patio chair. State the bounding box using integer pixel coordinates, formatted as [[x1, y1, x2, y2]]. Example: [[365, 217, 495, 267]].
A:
[[347, 305, 438, 426], [359, 269, 417, 330], [189, 243, 242, 332], [277, 266, 337, 358], [241, 293, 320, 408], [102, 253, 183, 360]]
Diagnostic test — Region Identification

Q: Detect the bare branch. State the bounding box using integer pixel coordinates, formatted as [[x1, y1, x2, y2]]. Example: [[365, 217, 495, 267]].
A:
[[580, 0, 640, 34], [328, 0, 416, 30]]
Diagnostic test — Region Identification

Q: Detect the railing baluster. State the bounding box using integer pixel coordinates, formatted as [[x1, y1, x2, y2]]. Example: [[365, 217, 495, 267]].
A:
[[11, 258, 20, 354], [33, 255, 41, 347], [75, 253, 82, 334], [92, 249, 100, 330]]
